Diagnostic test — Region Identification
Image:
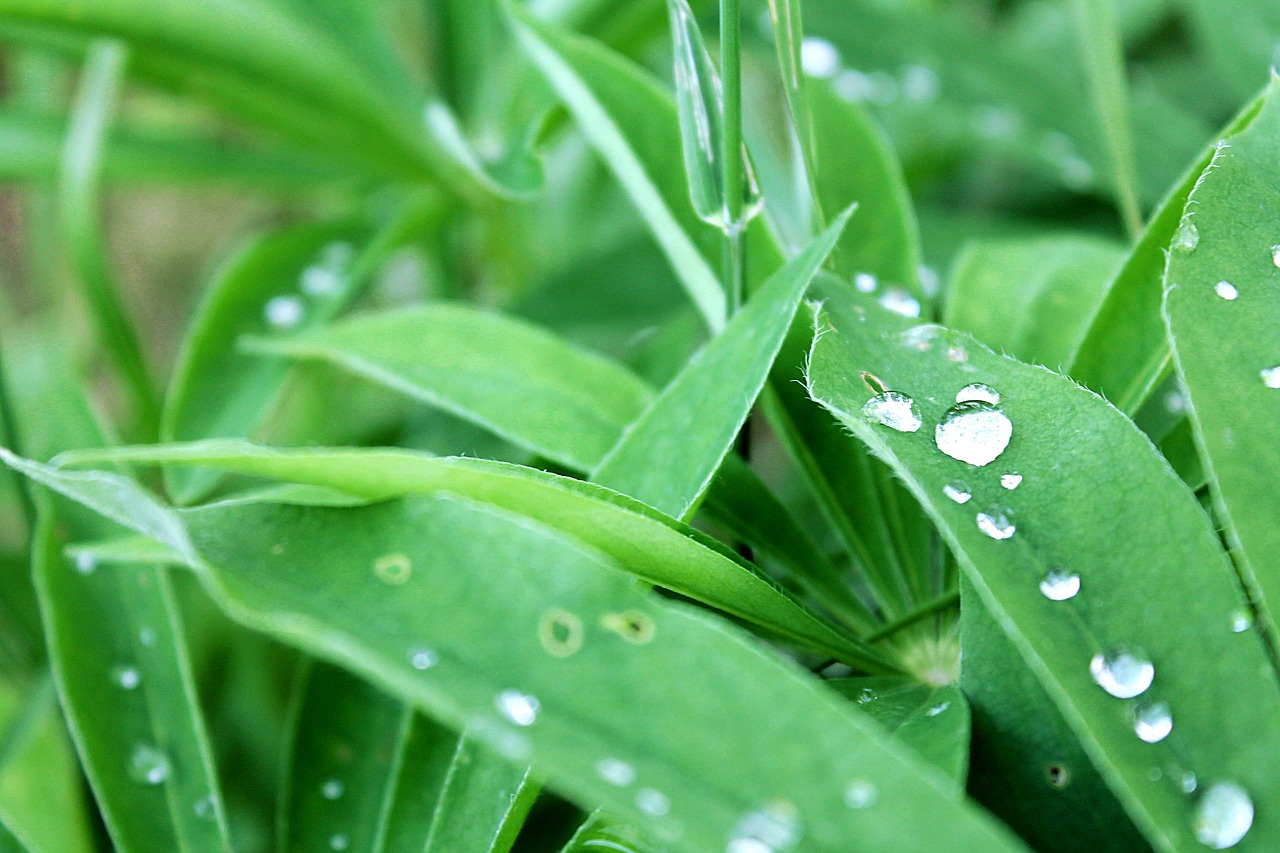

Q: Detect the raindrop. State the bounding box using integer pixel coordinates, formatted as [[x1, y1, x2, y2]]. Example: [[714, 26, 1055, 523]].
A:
[[1089, 648, 1154, 699], [1231, 610, 1253, 633], [856, 688, 876, 704], [596, 757, 636, 787], [497, 690, 540, 727], [1271, 244, 1280, 268], [1000, 472, 1023, 490], [265, 295, 305, 330], [946, 345, 968, 363], [330, 834, 350, 851], [728, 800, 802, 852], [373, 553, 412, 585], [927, 701, 950, 717], [138, 627, 157, 647], [861, 392, 922, 433], [1182, 772, 1199, 794], [194, 795, 217, 820], [854, 272, 878, 293], [800, 37, 840, 78], [1260, 366, 1280, 389], [113, 665, 141, 690], [975, 509, 1015, 541], [1149, 767, 1164, 782], [943, 482, 972, 505], [301, 265, 343, 297], [74, 553, 96, 575], [844, 779, 879, 809], [539, 608, 584, 657], [1215, 281, 1239, 301], [129, 744, 171, 786], [956, 383, 1000, 405], [1039, 568, 1081, 601], [935, 402, 1012, 467], [1165, 390, 1186, 414], [636, 787, 671, 817], [1193, 782, 1254, 849], [1133, 701, 1173, 743], [408, 647, 438, 670], [1172, 220, 1199, 252], [878, 287, 922, 318], [322, 778, 344, 800]]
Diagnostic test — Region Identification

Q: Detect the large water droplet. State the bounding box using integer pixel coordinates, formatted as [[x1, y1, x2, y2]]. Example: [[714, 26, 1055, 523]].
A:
[[265, 295, 305, 330], [373, 553, 412, 585], [844, 779, 879, 809], [975, 508, 1015, 540], [956, 383, 1000, 405], [1193, 782, 1254, 849], [321, 778, 344, 800], [1215, 281, 1239, 301], [596, 757, 636, 787], [636, 787, 671, 817], [1133, 701, 1173, 743], [1000, 472, 1023, 490], [728, 800, 803, 853], [1089, 648, 1154, 698], [943, 482, 972, 504], [113, 665, 141, 690], [129, 744, 171, 786], [935, 402, 1012, 466], [862, 392, 922, 433], [1172, 220, 1199, 252], [408, 647, 438, 670], [497, 690, 540, 726], [799, 37, 840, 78], [1039, 568, 1080, 601], [1260, 366, 1280, 389]]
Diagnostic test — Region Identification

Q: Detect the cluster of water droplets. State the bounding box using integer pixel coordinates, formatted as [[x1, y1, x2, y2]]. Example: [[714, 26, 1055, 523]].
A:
[[851, 271, 922, 318], [263, 241, 354, 331], [794, 35, 938, 108]]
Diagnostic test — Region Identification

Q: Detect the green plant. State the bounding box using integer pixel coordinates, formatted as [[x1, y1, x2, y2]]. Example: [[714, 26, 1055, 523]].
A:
[[0, 0, 1277, 851]]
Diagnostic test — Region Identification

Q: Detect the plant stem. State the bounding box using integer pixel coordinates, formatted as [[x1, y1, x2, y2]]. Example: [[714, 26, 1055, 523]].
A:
[[865, 591, 960, 644], [720, 0, 744, 315]]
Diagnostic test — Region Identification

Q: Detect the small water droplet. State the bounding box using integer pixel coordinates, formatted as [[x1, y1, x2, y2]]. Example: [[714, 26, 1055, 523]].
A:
[[1271, 244, 1280, 268], [636, 787, 671, 817], [1039, 568, 1081, 601], [878, 287, 921, 318], [936, 402, 1013, 467], [1046, 764, 1070, 788], [1133, 701, 1173, 743], [74, 553, 96, 575], [856, 688, 876, 703], [373, 553, 412, 585], [1172, 220, 1199, 252], [1149, 767, 1164, 782], [538, 608, 584, 657], [862, 392, 922, 433], [902, 64, 939, 101], [301, 265, 343, 297], [800, 37, 840, 78], [854, 272, 878, 293], [927, 701, 950, 716], [946, 345, 968, 363], [918, 265, 940, 296], [1193, 782, 1254, 849], [728, 800, 802, 852], [956, 383, 1000, 405], [1090, 648, 1154, 698], [497, 690, 540, 726], [1165, 390, 1186, 413], [329, 833, 350, 851], [264, 295, 305, 330], [834, 68, 874, 103], [113, 665, 141, 690], [943, 482, 972, 504], [408, 647, 438, 670], [1260, 366, 1280, 389], [322, 241, 354, 269], [321, 778, 344, 800], [138, 627, 156, 647], [1231, 610, 1253, 633], [1215, 281, 1239, 301], [844, 778, 879, 808], [194, 795, 217, 820], [975, 508, 1015, 540], [129, 744, 171, 786], [1000, 472, 1023, 490], [596, 757, 636, 787], [1182, 771, 1199, 794]]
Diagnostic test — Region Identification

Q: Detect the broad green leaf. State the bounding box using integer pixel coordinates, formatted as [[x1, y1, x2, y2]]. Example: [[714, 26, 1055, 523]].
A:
[[805, 285, 1280, 852], [0, 817, 32, 853], [508, 3, 727, 331], [1070, 87, 1268, 413], [593, 211, 850, 519], [1163, 80, 1280, 644], [828, 678, 970, 786], [246, 303, 653, 474], [945, 235, 1124, 370], [1180, 0, 1280, 103], [559, 811, 668, 853], [38, 445, 891, 670]]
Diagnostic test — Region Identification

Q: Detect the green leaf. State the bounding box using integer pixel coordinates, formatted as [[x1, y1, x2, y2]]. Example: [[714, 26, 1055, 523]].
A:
[[246, 303, 653, 474], [805, 285, 1280, 852], [1163, 78, 1280, 646], [0, 817, 33, 853], [593, 211, 850, 519], [559, 811, 668, 853], [1070, 88, 1268, 413], [828, 677, 970, 786], [764, 0, 818, 219], [1181, 0, 1280, 103], [945, 235, 1124, 370]]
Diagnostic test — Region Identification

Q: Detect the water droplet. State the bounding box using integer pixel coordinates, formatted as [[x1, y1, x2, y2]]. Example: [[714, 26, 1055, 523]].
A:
[[946, 345, 968, 363], [1271, 244, 1280, 268], [943, 482, 972, 504], [601, 610, 657, 644], [1089, 648, 1154, 698], [975, 508, 1015, 540], [1182, 771, 1199, 794], [800, 37, 840, 78], [834, 69, 874, 103], [1193, 782, 1254, 849], [497, 690, 540, 726], [596, 757, 636, 787], [862, 392, 922, 433], [1000, 472, 1023, 490], [330, 833, 350, 851], [1260, 366, 1280, 389], [194, 795, 217, 819], [1165, 390, 1186, 414], [1046, 764, 1070, 788], [74, 553, 96, 575], [956, 383, 1000, 405], [853, 272, 878, 293], [636, 787, 671, 816], [856, 688, 876, 703], [322, 241, 354, 269], [901, 325, 936, 351], [902, 64, 939, 101], [408, 647, 438, 670], [1231, 610, 1253, 633], [539, 608, 584, 657], [927, 701, 950, 716], [1172, 220, 1199, 252], [728, 800, 802, 853], [113, 665, 141, 690], [321, 778, 344, 800], [138, 627, 156, 647], [935, 402, 1013, 467], [129, 744, 171, 786], [301, 265, 343, 297], [1149, 767, 1164, 782], [878, 287, 921, 318], [1215, 281, 1239, 301], [1133, 701, 1173, 743], [844, 779, 879, 808], [265, 295, 304, 330], [373, 553, 412, 585], [918, 265, 940, 296], [1039, 568, 1081, 601]]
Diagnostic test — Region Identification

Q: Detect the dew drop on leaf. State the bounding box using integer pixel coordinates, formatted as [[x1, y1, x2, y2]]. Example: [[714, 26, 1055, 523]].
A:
[[1182, 772, 1199, 794], [538, 608, 584, 657], [74, 553, 96, 575], [112, 665, 141, 690], [1271, 244, 1280, 269], [373, 553, 412, 585], [956, 383, 1000, 405], [1230, 610, 1253, 633], [1039, 568, 1080, 601], [878, 287, 921, 318], [408, 647, 438, 670], [927, 701, 950, 717], [596, 757, 636, 787], [1133, 701, 1173, 743], [1193, 782, 1254, 849], [935, 402, 1012, 466], [1260, 366, 1280, 389], [861, 392, 922, 433], [329, 833, 350, 851], [138, 627, 156, 647], [728, 799, 803, 853], [854, 272, 878, 293], [129, 743, 171, 786], [799, 37, 840, 78], [194, 795, 217, 820], [321, 778, 344, 800], [496, 689, 540, 726], [975, 508, 1015, 540], [856, 688, 876, 703], [264, 295, 305, 330], [1215, 280, 1239, 301], [636, 787, 671, 816], [943, 482, 972, 504], [1000, 472, 1023, 490], [844, 779, 879, 809], [301, 265, 343, 298], [1089, 648, 1154, 698], [1172, 220, 1199, 252]]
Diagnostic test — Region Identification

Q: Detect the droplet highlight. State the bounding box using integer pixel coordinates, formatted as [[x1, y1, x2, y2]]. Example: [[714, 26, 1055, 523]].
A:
[[943, 482, 972, 504], [112, 665, 141, 690], [321, 778, 344, 800], [1260, 366, 1280, 389], [265, 295, 305, 330], [935, 401, 1013, 467], [1215, 281, 1239, 301], [1133, 701, 1173, 743], [956, 383, 1000, 405], [1231, 610, 1253, 633], [1193, 782, 1254, 849], [862, 392, 922, 433], [975, 508, 1015, 541], [408, 647, 438, 670], [1000, 472, 1023, 490], [129, 744, 171, 786], [800, 37, 840, 78], [844, 778, 879, 809], [878, 287, 922, 318], [496, 690, 540, 727], [636, 787, 671, 817], [330, 833, 350, 851], [1089, 648, 1154, 699], [596, 757, 636, 787], [1172, 220, 1199, 252], [1039, 568, 1080, 601]]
